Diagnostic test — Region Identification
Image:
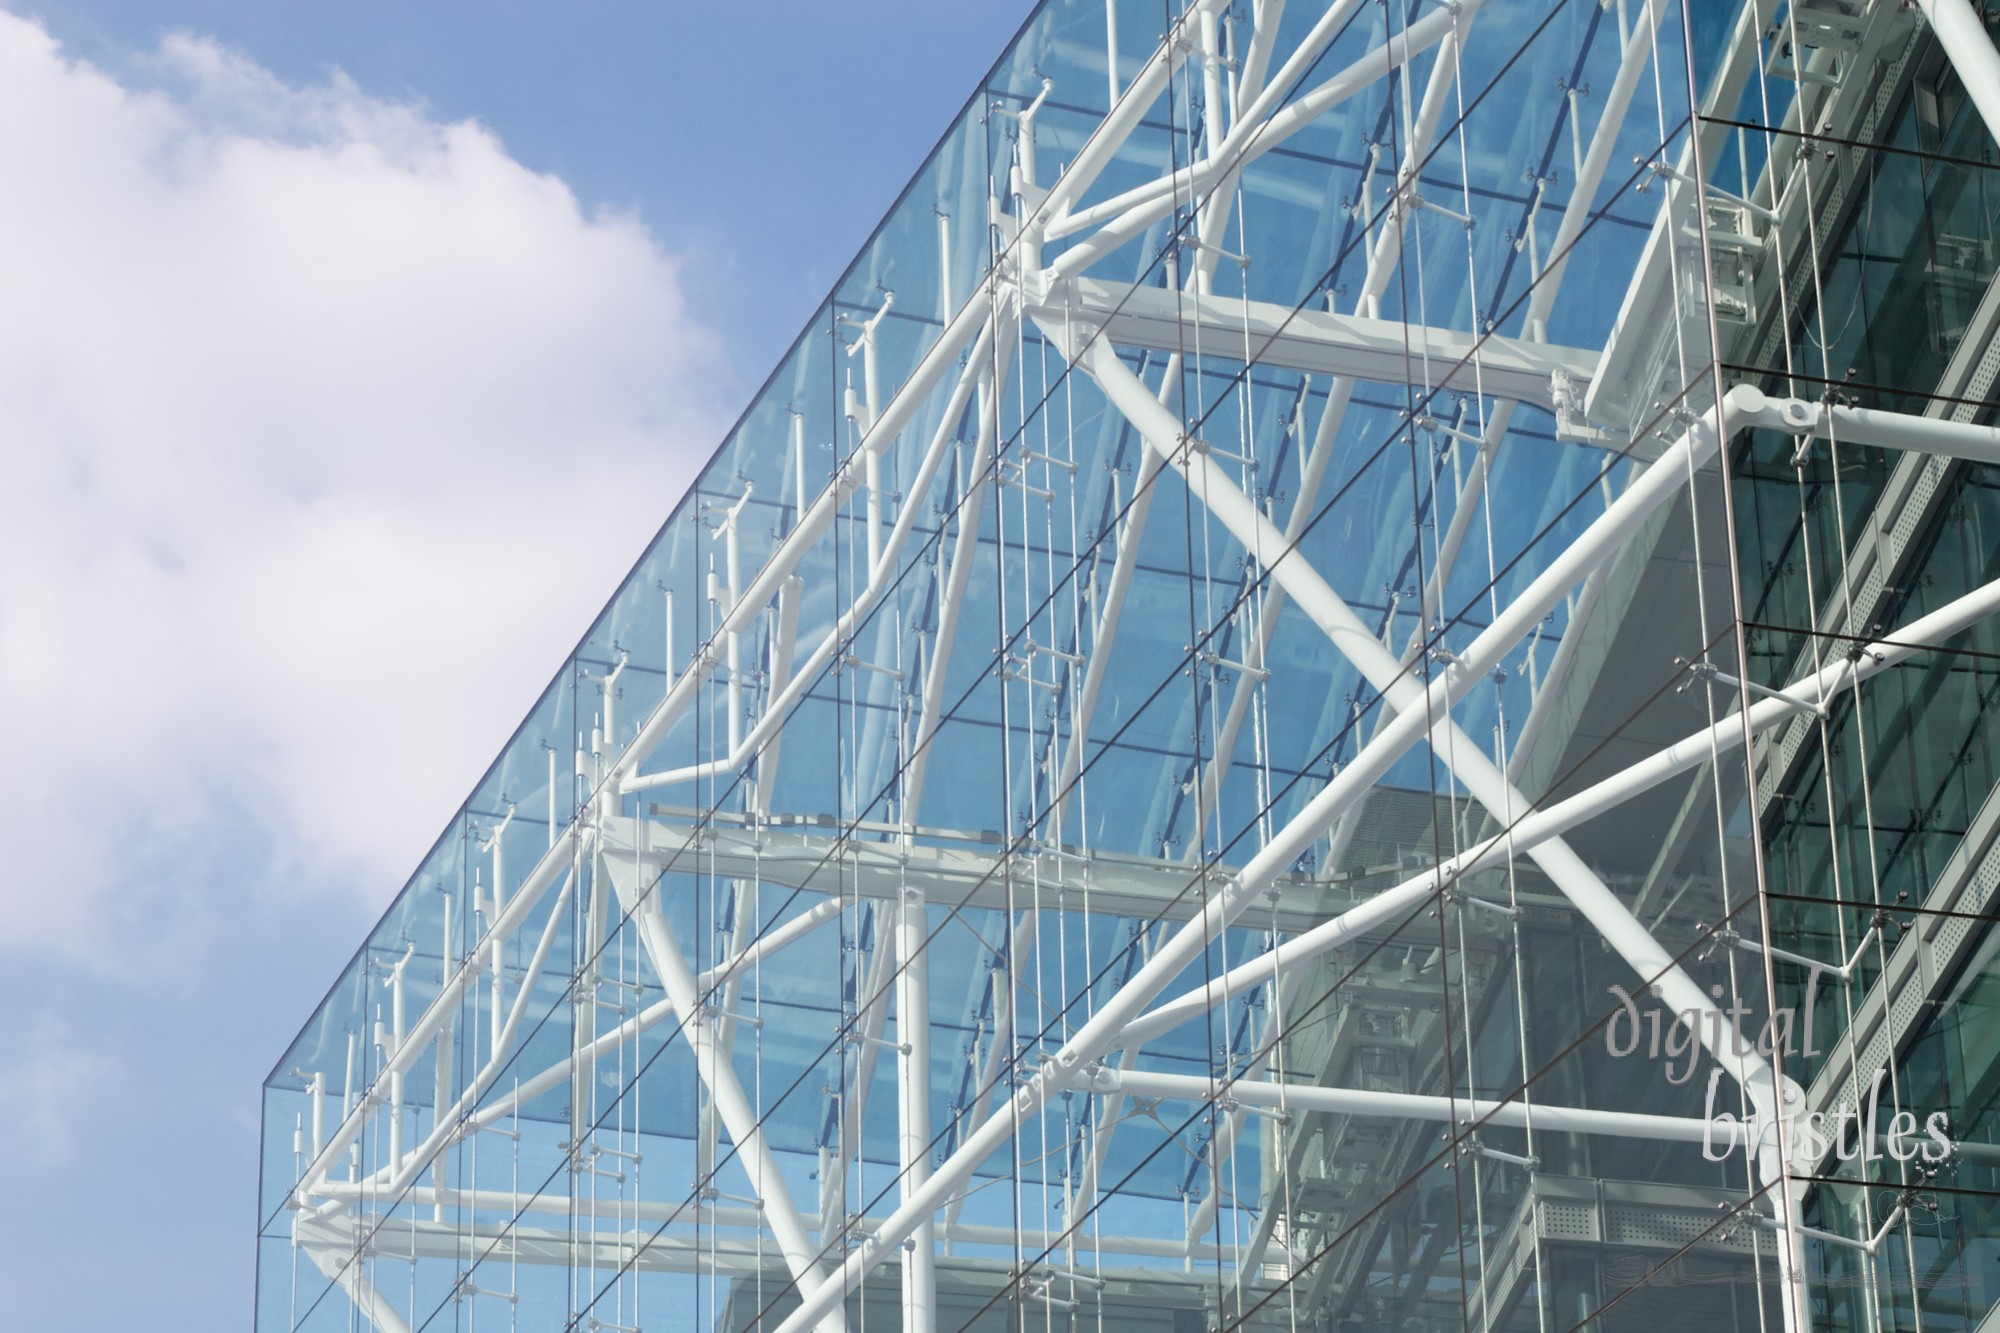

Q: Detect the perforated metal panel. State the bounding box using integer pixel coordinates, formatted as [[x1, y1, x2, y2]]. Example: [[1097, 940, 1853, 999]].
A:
[[1605, 1205, 1759, 1254], [1537, 1201, 1600, 1243]]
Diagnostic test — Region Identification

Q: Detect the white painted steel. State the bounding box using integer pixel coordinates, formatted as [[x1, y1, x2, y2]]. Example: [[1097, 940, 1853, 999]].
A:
[[1916, 0, 2000, 151], [285, 9, 2000, 1332], [1120, 572, 2000, 1049], [614, 290, 994, 794], [1100, 1068, 1719, 1144], [610, 856, 850, 1333], [896, 891, 936, 1333]]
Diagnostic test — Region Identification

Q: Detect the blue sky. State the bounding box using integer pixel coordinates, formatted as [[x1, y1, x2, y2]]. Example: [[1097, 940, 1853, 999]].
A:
[[0, 4, 1027, 1326]]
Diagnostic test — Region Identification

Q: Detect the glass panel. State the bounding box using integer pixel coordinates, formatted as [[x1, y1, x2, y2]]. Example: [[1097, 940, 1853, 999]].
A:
[[257, 4, 2000, 1331]]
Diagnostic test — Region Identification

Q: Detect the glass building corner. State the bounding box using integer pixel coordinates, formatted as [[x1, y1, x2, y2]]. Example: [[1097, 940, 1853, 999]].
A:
[[257, 3, 2000, 1330]]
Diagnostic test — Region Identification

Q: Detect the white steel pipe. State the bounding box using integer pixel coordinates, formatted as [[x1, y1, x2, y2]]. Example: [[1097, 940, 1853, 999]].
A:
[[941, 911, 1036, 1238], [823, 902, 899, 1238], [1067, 337, 1783, 1092], [1101, 1068, 1718, 1143], [1234, 0, 1289, 132], [1050, 111, 1256, 838], [1181, 18, 1485, 1238], [469, 994, 673, 1133], [1538, 0, 1671, 301], [942, 1219, 1268, 1263], [1915, 0, 2000, 154], [905, 325, 1014, 821], [896, 890, 936, 1333], [1790, 396, 2000, 466], [1189, 0, 1477, 843], [704, 574, 807, 1175], [758, 51, 2000, 1333], [1198, 9, 1225, 161], [704, 894, 846, 987], [1117, 435, 2000, 1051], [304, 1246, 416, 1333], [470, 859, 841, 1138], [1040, 0, 1225, 220], [314, 1181, 764, 1229], [299, 823, 583, 1200], [624, 313, 997, 795], [621, 875, 848, 1333], [1327, 0, 1671, 852], [307, 1178, 1269, 1263], [766, 370, 1736, 1333], [1050, 1, 1474, 280], [615, 289, 993, 791], [1048, 0, 1365, 241], [340, 869, 577, 1202]]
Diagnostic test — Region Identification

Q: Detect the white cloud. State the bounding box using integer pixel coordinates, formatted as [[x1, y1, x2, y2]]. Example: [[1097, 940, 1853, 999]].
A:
[[0, 15, 726, 964], [0, 1014, 111, 1166]]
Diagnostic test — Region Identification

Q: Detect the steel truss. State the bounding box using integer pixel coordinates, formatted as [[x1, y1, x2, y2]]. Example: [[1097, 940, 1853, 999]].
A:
[[280, 3, 2000, 1332]]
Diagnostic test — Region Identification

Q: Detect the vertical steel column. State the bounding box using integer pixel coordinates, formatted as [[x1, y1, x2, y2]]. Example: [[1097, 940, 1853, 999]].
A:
[[823, 903, 899, 1244], [941, 910, 1036, 1239], [895, 888, 936, 1333]]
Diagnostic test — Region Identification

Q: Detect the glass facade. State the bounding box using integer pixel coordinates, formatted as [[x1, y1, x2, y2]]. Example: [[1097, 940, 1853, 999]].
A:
[[255, 3, 2000, 1331]]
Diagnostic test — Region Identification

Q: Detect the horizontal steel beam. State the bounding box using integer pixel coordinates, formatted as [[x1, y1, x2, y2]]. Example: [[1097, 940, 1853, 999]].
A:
[[609, 811, 1473, 934], [297, 1209, 1263, 1277], [1032, 276, 1599, 409], [1098, 1068, 1716, 1143], [299, 1213, 779, 1279]]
